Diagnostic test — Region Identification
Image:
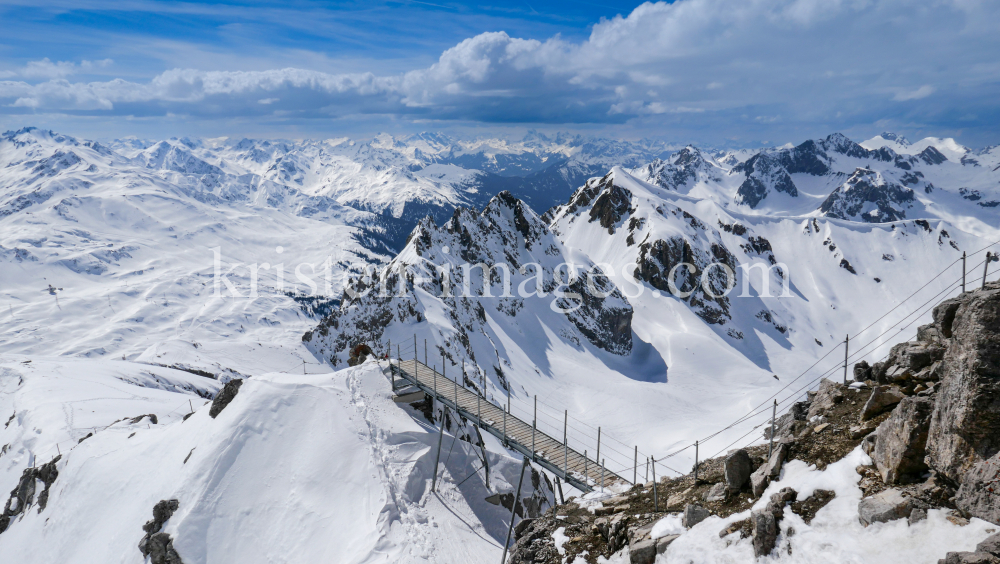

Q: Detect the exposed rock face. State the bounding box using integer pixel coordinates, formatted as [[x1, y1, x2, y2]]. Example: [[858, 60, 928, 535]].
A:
[[954, 453, 1000, 525], [979, 533, 1000, 557], [733, 153, 799, 209], [633, 232, 737, 326], [860, 386, 905, 421], [819, 167, 916, 223], [874, 341, 946, 384], [305, 191, 636, 371], [0, 455, 61, 534], [724, 449, 752, 493], [209, 378, 243, 418], [872, 396, 934, 484], [807, 379, 845, 419], [926, 285, 1000, 485], [588, 180, 632, 234], [138, 499, 183, 564]]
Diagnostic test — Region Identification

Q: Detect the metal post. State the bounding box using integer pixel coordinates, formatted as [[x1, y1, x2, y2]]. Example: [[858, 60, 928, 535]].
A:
[[651, 457, 658, 512], [596, 427, 601, 475], [768, 399, 777, 459], [414, 334, 418, 380], [963, 251, 967, 293], [431, 408, 446, 493], [501, 456, 530, 564], [425, 339, 428, 365], [563, 410, 568, 478], [503, 401, 507, 445], [634, 445, 638, 485], [984, 252, 992, 290], [555, 476, 565, 504], [532, 396, 537, 461], [844, 334, 850, 385], [584, 450, 588, 484], [434, 364, 437, 398], [694, 440, 699, 484], [600, 459, 605, 492], [507, 384, 510, 415], [302, 359, 306, 374]]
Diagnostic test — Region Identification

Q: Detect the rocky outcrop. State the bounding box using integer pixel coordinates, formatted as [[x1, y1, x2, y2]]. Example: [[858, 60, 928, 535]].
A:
[[209, 379, 243, 418], [871, 396, 934, 484], [953, 454, 1000, 525], [0, 455, 61, 534], [807, 379, 845, 419], [750, 441, 790, 497], [347, 343, 373, 366], [752, 487, 796, 557], [819, 167, 915, 223], [860, 386, 905, 421], [926, 286, 1000, 487], [724, 449, 752, 494], [628, 520, 679, 564], [138, 499, 184, 564], [733, 153, 799, 209]]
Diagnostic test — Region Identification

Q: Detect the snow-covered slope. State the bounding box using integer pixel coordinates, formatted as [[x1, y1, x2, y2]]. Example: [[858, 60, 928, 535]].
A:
[[0, 127, 386, 378], [0, 357, 548, 563]]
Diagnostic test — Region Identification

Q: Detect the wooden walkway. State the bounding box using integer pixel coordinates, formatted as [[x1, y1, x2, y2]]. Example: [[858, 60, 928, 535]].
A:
[[391, 358, 628, 492]]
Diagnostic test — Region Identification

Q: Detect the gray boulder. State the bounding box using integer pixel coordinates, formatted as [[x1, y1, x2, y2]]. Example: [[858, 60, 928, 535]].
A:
[[751, 509, 779, 558], [954, 453, 1000, 525], [860, 386, 905, 421], [724, 449, 753, 493], [682, 504, 711, 528], [978, 533, 1000, 557], [628, 521, 678, 564], [926, 287, 1000, 484], [704, 483, 727, 503], [750, 466, 769, 498], [858, 489, 919, 526], [872, 396, 934, 484], [764, 442, 789, 479]]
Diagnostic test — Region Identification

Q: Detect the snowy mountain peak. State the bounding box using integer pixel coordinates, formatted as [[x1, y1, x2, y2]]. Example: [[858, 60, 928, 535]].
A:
[[732, 152, 799, 208], [819, 167, 917, 222], [879, 132, 911, 146]]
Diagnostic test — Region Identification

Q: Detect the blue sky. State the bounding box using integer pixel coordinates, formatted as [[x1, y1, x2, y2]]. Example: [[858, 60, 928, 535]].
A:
[[1, 0, 998, 147]]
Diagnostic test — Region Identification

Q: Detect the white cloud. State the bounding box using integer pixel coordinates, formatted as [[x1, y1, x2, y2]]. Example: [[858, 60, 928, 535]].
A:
[[0, 58, 113, 80], [0, 0, 996, 135]]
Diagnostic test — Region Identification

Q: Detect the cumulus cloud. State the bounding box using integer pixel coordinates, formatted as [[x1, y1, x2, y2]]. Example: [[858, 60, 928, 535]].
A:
[[1, 0, 998, 136]]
